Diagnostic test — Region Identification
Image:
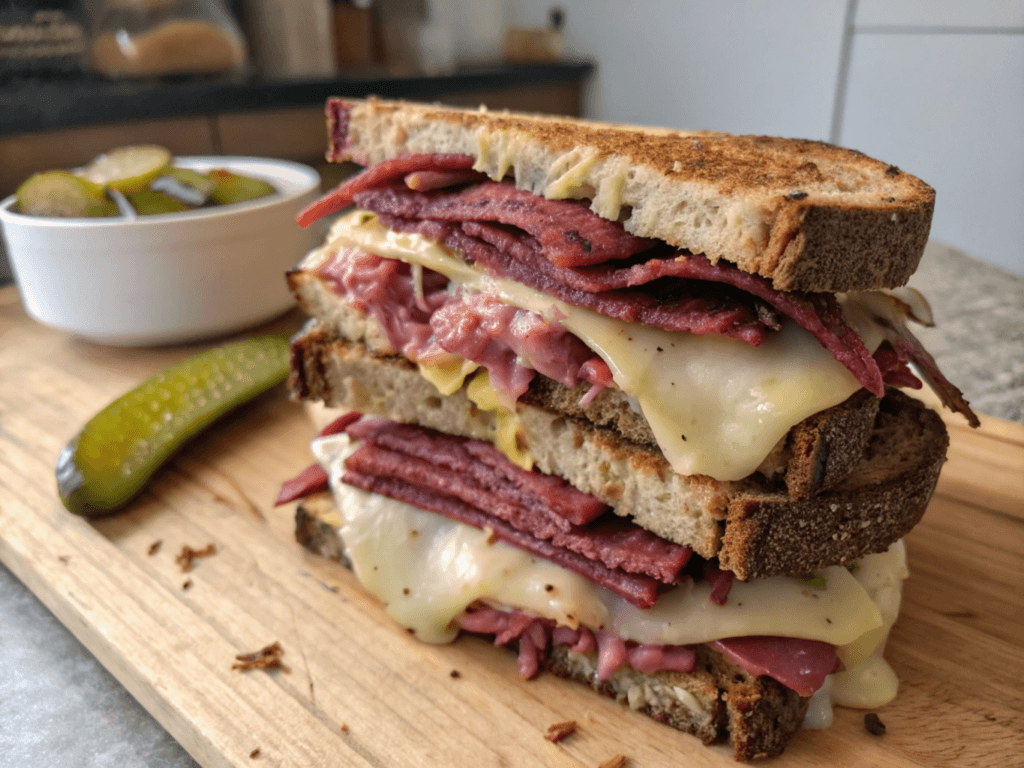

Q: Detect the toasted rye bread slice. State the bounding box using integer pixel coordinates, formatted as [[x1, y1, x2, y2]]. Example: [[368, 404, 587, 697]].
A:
[[326, 97, 935, 293], [288, 322, 947, 577], [288, 267, 881, 501], [295, 494, 809, 760]]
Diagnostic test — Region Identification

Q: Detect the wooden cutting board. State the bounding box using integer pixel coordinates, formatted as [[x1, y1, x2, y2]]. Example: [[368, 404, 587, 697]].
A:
[[1, 284, 1021, 768]]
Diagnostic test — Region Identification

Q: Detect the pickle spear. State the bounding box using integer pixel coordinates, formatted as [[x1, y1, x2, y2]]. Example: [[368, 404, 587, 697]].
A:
[[56, 336, 290, 516]]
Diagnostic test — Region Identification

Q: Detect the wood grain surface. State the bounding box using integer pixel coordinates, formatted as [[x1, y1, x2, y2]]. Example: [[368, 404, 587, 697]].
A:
[[1, 284, 1021, 767]]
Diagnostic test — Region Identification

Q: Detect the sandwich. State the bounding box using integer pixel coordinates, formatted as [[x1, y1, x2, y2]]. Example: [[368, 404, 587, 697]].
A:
[[277, 97, 978, 759]]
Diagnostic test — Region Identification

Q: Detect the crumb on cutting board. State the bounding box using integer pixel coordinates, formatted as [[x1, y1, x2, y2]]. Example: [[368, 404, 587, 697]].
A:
[[544, 720, 577, 743], [864, 713, 886, 736], [176, 543, 216, 572], [232, 641, 289, 673]]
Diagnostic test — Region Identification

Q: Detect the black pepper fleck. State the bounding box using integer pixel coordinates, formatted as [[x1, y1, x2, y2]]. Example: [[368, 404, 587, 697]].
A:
[[864, 713, 886, 736]]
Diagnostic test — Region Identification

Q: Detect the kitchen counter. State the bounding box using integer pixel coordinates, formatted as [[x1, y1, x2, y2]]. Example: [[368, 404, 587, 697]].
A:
[[0, 240, 1021, 767], [0, 62, 594, 136]]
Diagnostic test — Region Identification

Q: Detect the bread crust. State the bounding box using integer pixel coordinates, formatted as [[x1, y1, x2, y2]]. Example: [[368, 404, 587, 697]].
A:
[[718, 391, 948, 579], [288, 322, 947, 575], [296, 497, 808, 760], [327, 97, 935, 293]]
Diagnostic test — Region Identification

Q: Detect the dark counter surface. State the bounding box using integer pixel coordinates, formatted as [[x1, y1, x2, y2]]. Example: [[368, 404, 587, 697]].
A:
[[0, 61, 594, 136]]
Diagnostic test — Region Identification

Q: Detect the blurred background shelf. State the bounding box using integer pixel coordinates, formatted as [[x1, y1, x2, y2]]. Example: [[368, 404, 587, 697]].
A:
[[0, 61, 592, 193]]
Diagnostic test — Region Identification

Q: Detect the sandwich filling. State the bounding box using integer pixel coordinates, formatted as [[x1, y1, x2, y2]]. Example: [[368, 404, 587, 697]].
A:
[[298, 422, 906, 712], [285, 150, 953, 726], [296, 153, 976, 482]]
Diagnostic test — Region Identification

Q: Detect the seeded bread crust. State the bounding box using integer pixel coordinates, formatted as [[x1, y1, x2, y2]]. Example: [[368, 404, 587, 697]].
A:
[[327, 97, 935, 293], [718, 392, 948, 578], [288, 322, 947, 576], [295, 496, 808, 760], [288, 267, 880, 501]]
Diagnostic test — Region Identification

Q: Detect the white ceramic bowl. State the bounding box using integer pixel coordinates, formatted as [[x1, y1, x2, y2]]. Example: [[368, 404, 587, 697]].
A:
[[1, 156, 325, 346]]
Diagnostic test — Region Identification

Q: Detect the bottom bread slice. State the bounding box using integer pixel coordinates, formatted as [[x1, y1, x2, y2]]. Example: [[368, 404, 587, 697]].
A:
[[295, 492, 809, 761]]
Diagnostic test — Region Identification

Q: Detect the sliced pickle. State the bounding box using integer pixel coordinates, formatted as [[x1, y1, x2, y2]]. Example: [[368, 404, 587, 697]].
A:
[[15, 171, 118, 217], [208, 169, 276, 206], [56, 336, 290, 517], [128, 189, 191, 215], [81, 145, 173, 196], [155, 167, 217, 205]]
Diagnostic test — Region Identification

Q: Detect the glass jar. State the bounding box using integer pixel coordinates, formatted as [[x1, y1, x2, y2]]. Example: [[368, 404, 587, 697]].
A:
[[88, 0, 248, 78]]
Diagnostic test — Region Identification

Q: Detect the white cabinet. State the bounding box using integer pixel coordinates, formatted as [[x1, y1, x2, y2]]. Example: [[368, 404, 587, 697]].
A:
[[506, 0, 847, 140], [839, 19, 1024, 275]]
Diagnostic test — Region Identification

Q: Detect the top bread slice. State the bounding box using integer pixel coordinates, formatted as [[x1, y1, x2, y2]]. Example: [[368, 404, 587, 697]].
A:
[[326, 97, 935, 293]]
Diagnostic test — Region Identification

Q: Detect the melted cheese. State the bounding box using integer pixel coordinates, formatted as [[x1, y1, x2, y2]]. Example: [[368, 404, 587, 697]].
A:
[[313, 434, 903, 661], [317, 211, 878, 480]]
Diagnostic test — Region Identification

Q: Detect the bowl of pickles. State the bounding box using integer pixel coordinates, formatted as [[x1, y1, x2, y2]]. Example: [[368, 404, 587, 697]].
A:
[[0, 147, 325, 345]]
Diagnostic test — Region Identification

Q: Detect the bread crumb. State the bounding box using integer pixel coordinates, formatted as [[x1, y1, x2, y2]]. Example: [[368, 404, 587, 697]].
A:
[[449, 669, 461, 678], [341, 723, 349, 733], [232, 641, 290, 673], [176, 543, 216, 572], [58, 555, 70, 564], [182, 579, 193, 590], [544, 720, 577, 743], [598, 756, 627, 768], [249, 748, 260, 759], [864, 713, 886, 736], [147, 540, 162, 556]]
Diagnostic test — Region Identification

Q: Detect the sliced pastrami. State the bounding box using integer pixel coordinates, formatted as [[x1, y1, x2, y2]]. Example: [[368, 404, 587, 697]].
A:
[[312, 248, 612, 408], [429, 291, 610, 407], [342, 469, 661, 608], [405, 169, 488, 192], [318, 411, 364, 437], [703, 560, 735, 606], [275, 463, 329, 506], [458, 608, 697, 682], [297, 154, 477, 227], [346, 418, 609, 526], [881, 317, 980, 427], [874, 342, 922, 389], [709, 636, 840, 697], [355, 181, 658, 267], [448, 220, 883, 396], [446, 222, 771, 345], [341, 424, 691, 590], [460, 605, 835, 694], [375, 213, 883, 394]]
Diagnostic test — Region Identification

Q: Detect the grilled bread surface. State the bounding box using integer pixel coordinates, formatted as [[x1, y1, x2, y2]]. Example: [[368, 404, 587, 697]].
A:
[[327, 97, 935, 293]]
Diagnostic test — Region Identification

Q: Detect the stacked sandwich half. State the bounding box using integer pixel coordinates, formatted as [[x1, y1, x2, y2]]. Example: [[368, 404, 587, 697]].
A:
[[280, 98, 977, 759]]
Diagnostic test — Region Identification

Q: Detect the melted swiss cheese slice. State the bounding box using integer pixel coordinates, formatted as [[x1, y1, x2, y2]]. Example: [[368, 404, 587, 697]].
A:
[[313, 434, 905, 674], [309, 211, 880, 480]]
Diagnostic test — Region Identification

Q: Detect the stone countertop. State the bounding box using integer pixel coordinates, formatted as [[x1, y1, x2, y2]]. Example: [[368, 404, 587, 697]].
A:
[[908, 241, 1024, 424], [1, 240, 1021, 767]]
